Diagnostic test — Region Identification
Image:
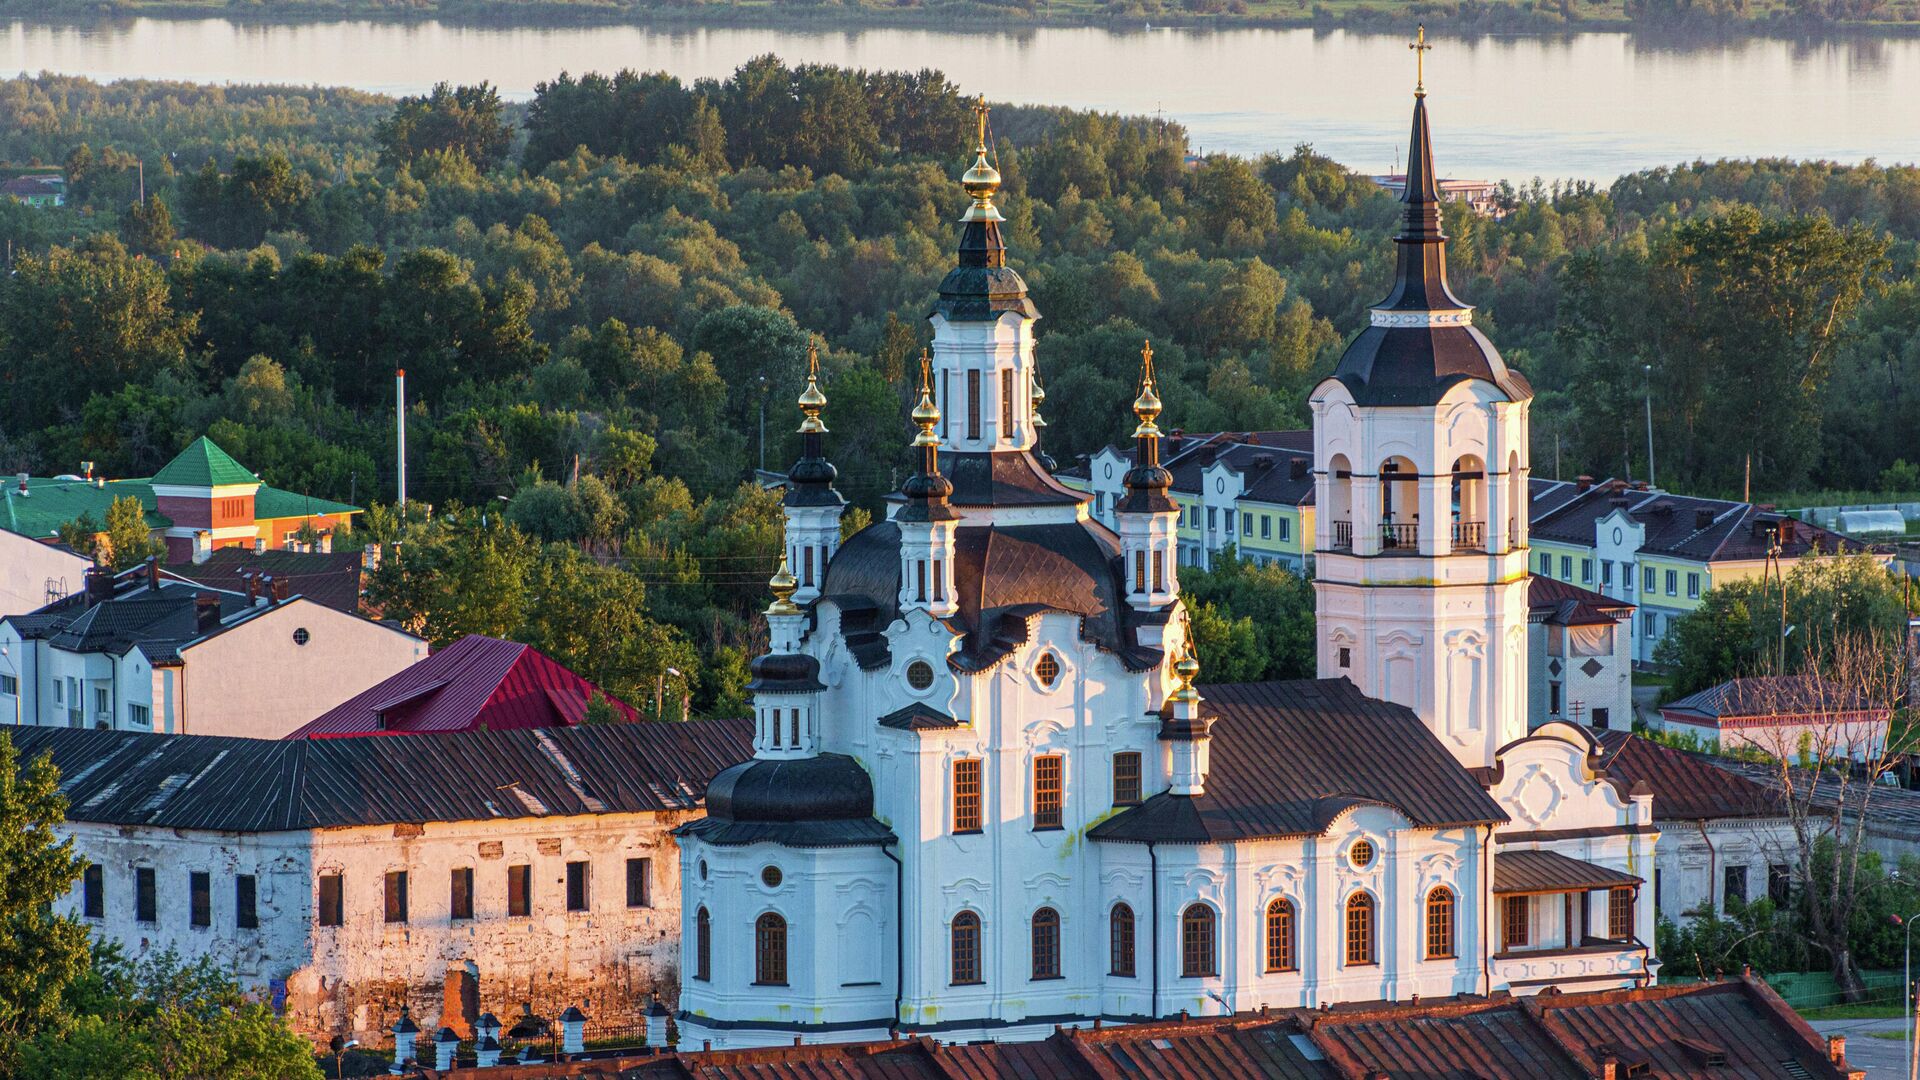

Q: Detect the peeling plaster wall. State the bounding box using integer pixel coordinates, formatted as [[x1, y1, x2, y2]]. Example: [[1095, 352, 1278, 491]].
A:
[[56, 809, 698, 1046]]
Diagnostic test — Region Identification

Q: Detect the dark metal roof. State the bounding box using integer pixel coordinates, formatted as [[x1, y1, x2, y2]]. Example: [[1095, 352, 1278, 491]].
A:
[[1528, 479, 1868, 563], [890, 451, 1088, 509], [10, 718, 752, 832], [4, 569, 258, 662], [1592, 730, 1781, 821], [1662, 676, 1882, 721], [1493, 850, 1641, 895], [930, 219, 1038, 322], [1091, 679, 1506, 844], [1527, 575, 1634, 627], [291, 634, 638, 737], [746, 651, 825, 694], [1532, 978, 1851, 1079], [703, 753, 874, 823], [878, 702, 961, 731], [169, 548, 364, 615]]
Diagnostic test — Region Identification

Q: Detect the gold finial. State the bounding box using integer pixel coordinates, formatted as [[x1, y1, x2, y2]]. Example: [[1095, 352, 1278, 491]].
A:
[[1171, 649, 1201, 704], [960, 95, 1003, 224], [797, 337, 828, 434], [1409, 24, 1431, 97], [767, 552, 801, 617], [1030, 371, 1047, 429], [1132, 340, 1163, 439], [912, 350, 941, 447]]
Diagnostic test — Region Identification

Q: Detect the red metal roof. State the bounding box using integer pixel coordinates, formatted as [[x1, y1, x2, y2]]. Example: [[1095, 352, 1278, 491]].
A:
[[290, 634, 638, 738]]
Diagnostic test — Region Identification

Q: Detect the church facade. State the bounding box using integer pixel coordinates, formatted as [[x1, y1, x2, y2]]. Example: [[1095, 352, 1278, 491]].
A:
[[675, 91, 1659, 1051]]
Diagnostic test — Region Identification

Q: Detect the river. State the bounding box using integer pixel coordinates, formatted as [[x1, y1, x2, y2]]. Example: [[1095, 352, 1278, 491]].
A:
[[4, 17, 1918, 183]]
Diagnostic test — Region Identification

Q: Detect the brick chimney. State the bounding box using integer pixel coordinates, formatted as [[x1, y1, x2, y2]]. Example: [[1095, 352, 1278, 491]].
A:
[[242, 570, 258, 603], [194, 593, 222, 633], [144, 555, 160, 592], [269, 575, 288, 604], [1827, 1034, 1846, 1065], [83, 566, 116, 606], [14, 472, 27, 497], [1575, 474, 1594, 492]]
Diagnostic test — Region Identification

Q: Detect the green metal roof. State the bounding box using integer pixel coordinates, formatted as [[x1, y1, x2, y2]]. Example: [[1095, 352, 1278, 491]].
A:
[[253, 487, 359, 520], [151, 437, 258, 489], [1, 478, 359, 541]]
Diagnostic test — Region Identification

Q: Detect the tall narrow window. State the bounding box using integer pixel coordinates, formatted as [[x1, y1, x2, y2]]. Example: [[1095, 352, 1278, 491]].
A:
[[317, 873, 341, 927], [236, 874, 258, 930], [1000, 368, 1014, 438], [1425, 887, 1455, 959], [694, 907, 712, 980], [1032, 755, 1063, 830], [951, 911, 982, 985], [754, 912, 788, 985], [1152, 551, 1165, 593], [1112, 752, 1142, 806], [384, 871, 409, 924], [916, 560, 927, 603], [135, 867, 157, 923], [1265, 898, 1296, 972], [953, 759, 982, 833], [450, 868, 474, 921], [1502, 895, 1530, 950], [802, 546, 814, 588], [507, 864, 531, 918], [1345, 893, 1375, 965], [1608, 887, 1634, 940], [933, 559, 945, 601], [626, 858, 652, 908], [189, 872, 211, 928], [940, 370, 950, 440], [82, 864, 103, 919], [1110, 904, 1136, 977], [566, 861, 590, 912], [789, 709, 800, 747], [967, 370, 982, 441], [1181, 904, 1216, 977], [1030, 907, 1061, 979], [1134, 551, 1146, 593]]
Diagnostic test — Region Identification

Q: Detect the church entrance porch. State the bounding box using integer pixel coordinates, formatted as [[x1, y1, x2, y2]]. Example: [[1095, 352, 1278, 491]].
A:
[[1492, 850, 1652, 993]]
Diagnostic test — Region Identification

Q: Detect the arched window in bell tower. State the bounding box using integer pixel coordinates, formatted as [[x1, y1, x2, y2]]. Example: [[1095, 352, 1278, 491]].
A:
[[1327, 453, 1354, 551], [1507, 449, 1526, 550], [1379, 456, 1419, 551], [1450, 455, 1486, 552]]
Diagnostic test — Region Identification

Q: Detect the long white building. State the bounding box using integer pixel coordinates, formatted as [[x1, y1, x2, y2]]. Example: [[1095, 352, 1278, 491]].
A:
[[674, 92, 1660, 1051]]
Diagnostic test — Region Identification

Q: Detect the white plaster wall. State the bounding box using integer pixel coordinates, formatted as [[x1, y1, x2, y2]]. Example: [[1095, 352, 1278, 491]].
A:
[[0, 531, 89, 617], [179, 599, 424, 737], [1651, 816, 1798, 923]]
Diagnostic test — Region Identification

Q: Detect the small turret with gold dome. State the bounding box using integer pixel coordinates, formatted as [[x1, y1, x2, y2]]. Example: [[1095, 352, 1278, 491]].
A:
[[1118, 340, 1175, 514]]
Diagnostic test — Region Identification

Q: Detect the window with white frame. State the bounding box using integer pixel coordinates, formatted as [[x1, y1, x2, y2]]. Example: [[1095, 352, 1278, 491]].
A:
[[0, 674, 15, 696], [128, 703, 149, 725], [1686, 572, 1700, 599]]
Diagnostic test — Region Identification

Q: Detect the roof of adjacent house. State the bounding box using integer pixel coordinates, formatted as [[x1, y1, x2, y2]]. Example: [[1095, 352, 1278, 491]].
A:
[[1090, 678, 1507, 844], [1527, 574, 1633, 626], [169, 548, 363, 614], [1592, 729, 1782, 821], [427, 975, 1857, 1079], [1, 476, 358, 544], [1663, 676, 1884, 721], [1, 176, 60, 196], [150, 436, 258, 488], [10, 717, 755, 832], [1071, 432, 1318, 508], [290, 634, 637, 738], [1528, 478, 1867, 563], [3, 564, 273, 663]]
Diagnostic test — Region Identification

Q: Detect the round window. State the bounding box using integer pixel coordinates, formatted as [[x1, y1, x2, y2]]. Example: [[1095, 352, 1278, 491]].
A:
[[761, 865, 783, 888], [292, 627, 310, 646], [1035, 653, 1060, 688], [1104, 463, 1114, 479], [698, 859, 709, 881], [1350, 839, 1375, 869], [906, 660, 935, 691], [1216, 477, 1226, 493], [1612, 527, 1624, 545]]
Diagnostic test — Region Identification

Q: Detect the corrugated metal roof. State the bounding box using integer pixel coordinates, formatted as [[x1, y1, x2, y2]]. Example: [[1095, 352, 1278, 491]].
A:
[[291, 635, 638, 737], [1091, 678, 1507, 844], [12, 718, 752, 832], [1593, 730, 1780, 822], [1663, 676, 1880, 721], [170, 548, 363, 614], [1493, 850, 1641, 895]]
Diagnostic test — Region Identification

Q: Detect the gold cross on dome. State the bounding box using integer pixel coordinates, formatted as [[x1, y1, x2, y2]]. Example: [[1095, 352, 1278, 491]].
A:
[[1409, 25, 1431, 96], [973, 95, 990, 154]]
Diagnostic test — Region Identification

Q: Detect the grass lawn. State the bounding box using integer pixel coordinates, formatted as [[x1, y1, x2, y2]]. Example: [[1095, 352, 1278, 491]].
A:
[[1870, 1029, 1912, 1040], [1800, 1002, 1906, 1021]]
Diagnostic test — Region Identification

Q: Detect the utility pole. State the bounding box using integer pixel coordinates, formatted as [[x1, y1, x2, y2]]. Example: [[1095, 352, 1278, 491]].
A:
[[757, 375, 769, 474], [135, 159, 144, 205], [1643, 363, 1657, 490], [395, 369, 408, 511]]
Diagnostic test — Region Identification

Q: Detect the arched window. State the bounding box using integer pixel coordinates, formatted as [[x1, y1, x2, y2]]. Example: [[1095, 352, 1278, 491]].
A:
[[1425, 887, 1456, 960], [1379, 456, 1419, 550], [1109, 904, 1136, 977], [754, 912, 787, 985], [1265, 898, 1296, 972], [951, 911, 982, 985], [1327, 453, 1354, 550], [1450, 455, 1486, 551], [1345, 893, 1376, 966], [694, 906, 711, 981], [1181, 904, 1216, 978], [1031, 907, 1061, 979]]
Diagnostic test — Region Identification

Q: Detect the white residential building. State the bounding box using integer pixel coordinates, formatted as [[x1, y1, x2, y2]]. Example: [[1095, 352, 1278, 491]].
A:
[[0, 561, 424, 738], [0, 528, 90, 621]]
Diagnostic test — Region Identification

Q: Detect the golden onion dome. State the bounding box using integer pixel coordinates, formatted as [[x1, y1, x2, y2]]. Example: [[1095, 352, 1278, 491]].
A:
[[767, 553, 801, 617], [1132, 340, 1163, 438], [911, 351, 941, 447]]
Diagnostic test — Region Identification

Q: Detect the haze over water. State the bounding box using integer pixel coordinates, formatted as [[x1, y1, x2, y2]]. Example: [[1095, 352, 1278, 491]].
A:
[[4, 18, 1917, 183]]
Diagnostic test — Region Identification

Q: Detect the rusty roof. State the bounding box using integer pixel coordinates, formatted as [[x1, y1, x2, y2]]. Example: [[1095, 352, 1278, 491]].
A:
[[11, 718, 752, 832], [419, 975, 1859, 1079], [1592, 730, 1781, 822], [1493, 850, 1642, 895], [1091, 678, 1506, 844]]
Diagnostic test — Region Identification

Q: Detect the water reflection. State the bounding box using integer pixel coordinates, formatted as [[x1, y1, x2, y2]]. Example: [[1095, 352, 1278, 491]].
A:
[[3, 17, 1917, 182]]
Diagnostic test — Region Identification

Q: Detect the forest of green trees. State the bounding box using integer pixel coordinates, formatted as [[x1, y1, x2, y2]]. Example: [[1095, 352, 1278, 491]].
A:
[[0, 64, 1917, 712]]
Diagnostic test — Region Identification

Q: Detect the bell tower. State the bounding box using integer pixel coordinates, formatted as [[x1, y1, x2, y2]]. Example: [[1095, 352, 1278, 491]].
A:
[[1310, 74, 1535, 769]]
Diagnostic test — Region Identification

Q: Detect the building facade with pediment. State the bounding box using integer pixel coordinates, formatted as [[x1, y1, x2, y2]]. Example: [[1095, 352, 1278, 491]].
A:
[[674, 92, 1659, 1051]]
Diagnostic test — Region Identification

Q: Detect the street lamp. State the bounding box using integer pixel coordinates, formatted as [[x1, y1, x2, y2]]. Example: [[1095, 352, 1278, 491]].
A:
[[327, 1035, 358, 1078], [1892, 912, 1920, 1079]]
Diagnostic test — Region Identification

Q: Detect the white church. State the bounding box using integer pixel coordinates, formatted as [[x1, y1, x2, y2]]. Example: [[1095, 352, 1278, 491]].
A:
[[674, 88, 1659, 1050]]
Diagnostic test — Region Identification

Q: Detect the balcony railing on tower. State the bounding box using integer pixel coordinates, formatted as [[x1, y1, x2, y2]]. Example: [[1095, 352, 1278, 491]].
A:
[[1331, 520, 1354, 551], [1380, 522, 1419, 550], [1451, 520, 1486, 551]]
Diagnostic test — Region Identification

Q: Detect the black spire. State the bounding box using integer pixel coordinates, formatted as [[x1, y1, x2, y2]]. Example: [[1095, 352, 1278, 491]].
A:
[[898, 352, 957, 522], [786, 338, 846, 508], [1375, 92, 1468, 314], [1117, 340, 1176, 514], [933, 98, 1037, 322]]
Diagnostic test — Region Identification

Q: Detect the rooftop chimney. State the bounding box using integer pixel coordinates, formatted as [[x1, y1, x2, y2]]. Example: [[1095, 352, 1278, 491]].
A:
[[194, 593, 222, 633], [1694, 508, 1715, 530], [1827, 1034, 1846, 1065], [144, 555, 160, 592], [1289, 458, 1309, 480], [1575, 474, 1594, 492], [83, 566, 115, 606], [242, 570, 258, 603], [15, 472, 27, 496], [80, 460, 94, 480]]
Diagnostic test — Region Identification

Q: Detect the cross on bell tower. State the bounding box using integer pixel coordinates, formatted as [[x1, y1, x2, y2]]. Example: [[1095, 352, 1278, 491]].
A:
[[1409, 24, 1431, 97]]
